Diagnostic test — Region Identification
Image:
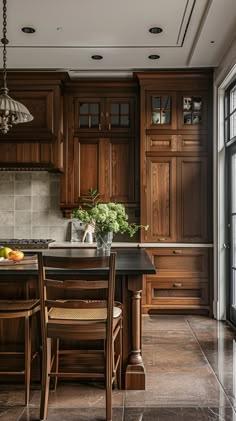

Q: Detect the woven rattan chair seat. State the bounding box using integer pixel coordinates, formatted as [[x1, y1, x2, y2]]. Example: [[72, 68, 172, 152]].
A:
[[48, 305, 122, 321], [0, 299, 40, 311]]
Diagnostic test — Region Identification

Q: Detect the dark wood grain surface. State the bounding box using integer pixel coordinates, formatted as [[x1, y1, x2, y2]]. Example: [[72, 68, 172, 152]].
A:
[[0, 249, 156, 275]]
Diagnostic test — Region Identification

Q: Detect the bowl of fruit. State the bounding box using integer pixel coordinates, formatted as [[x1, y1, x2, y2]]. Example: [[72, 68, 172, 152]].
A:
[[0, 247, 24, 262]]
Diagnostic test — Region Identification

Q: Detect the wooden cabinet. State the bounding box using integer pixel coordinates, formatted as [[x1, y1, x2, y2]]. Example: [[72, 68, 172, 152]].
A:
[[143, 155, 208, 243], [137, 71, 213, 314], [73, 136, 135, 203], [142, 247, 212, 314], [137, 70, 213, 244], [145, 156, 177, 242], [0, 72, 66, 170], [61, 81, 139, 215], [176, 157, 208, 242]]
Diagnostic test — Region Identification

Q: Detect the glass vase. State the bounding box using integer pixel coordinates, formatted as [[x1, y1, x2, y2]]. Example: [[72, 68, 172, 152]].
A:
[[96, 231, 113, 254]]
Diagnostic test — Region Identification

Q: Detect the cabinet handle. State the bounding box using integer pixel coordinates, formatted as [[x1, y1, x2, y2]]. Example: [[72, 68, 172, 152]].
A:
[[105, 112, 110, 130], [173, 250, 182, 254], [88, 115, 91, 129], [173, 283, 182, 287], [157, 238, 166, 241], [101, 112, 104, 130]]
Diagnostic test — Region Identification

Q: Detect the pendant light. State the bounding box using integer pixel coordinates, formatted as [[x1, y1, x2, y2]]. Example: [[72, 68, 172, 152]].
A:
[[0, 0, 33, 134]]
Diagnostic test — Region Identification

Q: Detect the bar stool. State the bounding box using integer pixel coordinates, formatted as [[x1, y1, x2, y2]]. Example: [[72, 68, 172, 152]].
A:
[[0, 268, 40, 405], [38, 252, 122, 421]]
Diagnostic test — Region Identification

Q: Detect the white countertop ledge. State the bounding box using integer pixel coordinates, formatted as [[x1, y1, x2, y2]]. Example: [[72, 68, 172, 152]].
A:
[[50, 242, 214, 248]]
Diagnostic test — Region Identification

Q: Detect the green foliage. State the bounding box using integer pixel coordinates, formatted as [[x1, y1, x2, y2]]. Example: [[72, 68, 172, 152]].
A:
[[71, 189, 149, 237]]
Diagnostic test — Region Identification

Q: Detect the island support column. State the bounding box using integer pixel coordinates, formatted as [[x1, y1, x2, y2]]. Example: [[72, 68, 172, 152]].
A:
[[125, 275, 145, 390]]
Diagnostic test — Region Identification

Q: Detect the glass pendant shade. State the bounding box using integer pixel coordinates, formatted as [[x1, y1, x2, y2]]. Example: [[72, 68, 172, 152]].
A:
[[0, 88, 33, 134], [0, 0, 33, 134]]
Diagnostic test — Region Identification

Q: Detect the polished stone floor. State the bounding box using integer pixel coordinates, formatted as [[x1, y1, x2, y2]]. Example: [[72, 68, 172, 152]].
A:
[[1, 315, 236, 420]]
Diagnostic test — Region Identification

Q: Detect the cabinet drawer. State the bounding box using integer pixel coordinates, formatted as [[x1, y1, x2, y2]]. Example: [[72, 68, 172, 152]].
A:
[[146, 134, 177, 152], [146, 278, 209, 306], [177, 134, 208, 152], [146, 248, 209, 278]]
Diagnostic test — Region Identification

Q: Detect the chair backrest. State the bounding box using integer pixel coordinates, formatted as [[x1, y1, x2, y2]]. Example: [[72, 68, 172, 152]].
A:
[[38, 252, 117, 337]]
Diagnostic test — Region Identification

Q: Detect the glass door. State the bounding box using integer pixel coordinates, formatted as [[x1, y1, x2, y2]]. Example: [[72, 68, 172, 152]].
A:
[[228, 145, 236, 324], [225, 81, 236, 325]]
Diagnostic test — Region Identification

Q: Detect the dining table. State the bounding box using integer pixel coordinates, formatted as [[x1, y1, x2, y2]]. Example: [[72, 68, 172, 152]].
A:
[[0, 248, 156, 390]]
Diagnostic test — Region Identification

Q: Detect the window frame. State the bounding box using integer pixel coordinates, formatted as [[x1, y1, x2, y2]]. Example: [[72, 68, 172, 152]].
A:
[[225, 78, 236, 147]]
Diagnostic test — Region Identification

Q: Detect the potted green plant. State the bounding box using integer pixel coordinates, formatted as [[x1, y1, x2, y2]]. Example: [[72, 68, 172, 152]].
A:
[[71, 188, 148, 252]]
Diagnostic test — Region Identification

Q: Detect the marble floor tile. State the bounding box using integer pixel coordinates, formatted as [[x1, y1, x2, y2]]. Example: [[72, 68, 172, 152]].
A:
[[142, 315, 190, 331], [19, 407, 124, 421], [124, 407, 236, 420], [0, 386, 38, 407], [2, 315, 236, 420], [142, 343, 208, 373], [30, 382, 124, 408], [142, 330, 196, 345], [125, 369, 231, 407], [0, 406, 25, 421]]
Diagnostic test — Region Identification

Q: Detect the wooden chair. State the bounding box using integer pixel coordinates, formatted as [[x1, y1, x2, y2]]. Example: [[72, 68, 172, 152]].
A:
[[0, 281, 40, 405], [38, 252, 122, 421]]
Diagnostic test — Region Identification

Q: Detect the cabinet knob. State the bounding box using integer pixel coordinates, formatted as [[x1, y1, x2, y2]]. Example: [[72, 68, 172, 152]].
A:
[[173, 283, 182, 287], [157, 238, 166, 241], [173, 250, 182, 254]]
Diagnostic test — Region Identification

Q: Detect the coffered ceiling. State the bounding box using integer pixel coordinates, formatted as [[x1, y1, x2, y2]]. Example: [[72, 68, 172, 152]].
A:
[[2, 0, 236, 76]]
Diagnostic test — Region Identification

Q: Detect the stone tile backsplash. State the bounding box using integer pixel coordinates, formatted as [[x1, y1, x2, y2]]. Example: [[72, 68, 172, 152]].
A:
[[0, 172, 68, 241]]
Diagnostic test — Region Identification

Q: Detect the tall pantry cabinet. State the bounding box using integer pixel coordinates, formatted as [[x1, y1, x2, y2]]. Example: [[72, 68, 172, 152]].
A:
[[136, 71, 213, 314]]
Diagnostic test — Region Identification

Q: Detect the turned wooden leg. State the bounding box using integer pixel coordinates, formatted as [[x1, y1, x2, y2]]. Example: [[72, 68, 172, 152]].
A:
[[125, 276, 145, 390]]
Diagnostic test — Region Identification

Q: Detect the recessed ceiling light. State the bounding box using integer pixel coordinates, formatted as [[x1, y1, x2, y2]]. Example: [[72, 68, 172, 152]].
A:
[[21, 27, 35, 34], [91, 55, 103, 60], [149, 27, 163, 34], [148, 54, 160, 60], [210, 40, 215, 43]]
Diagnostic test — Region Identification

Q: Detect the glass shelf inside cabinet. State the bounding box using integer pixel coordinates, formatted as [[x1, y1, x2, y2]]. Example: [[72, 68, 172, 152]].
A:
[[182, 96, 202, 126], [79, 102, 100, 129], [151, 95, 171, 126]]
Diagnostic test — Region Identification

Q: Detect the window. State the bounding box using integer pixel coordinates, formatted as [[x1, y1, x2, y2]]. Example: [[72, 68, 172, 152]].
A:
[[225, 80, 236, 146]]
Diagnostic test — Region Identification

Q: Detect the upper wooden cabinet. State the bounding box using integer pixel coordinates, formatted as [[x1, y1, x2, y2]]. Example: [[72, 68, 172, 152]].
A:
[[0, 72, 67, 170], [137, 70, 213, 244], [74, 97, 135, 134], [73, 136, 135, 204], [145, 90, 208, 133], [60, 81, 139, 215]]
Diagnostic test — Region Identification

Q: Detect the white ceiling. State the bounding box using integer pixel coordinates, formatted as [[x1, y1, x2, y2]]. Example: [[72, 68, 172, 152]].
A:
[[2, 0, 236, 76]]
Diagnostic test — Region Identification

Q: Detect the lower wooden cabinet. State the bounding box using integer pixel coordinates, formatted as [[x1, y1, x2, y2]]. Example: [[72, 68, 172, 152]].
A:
[[145, 279, 209, 308], [142, 247, 212, 314]]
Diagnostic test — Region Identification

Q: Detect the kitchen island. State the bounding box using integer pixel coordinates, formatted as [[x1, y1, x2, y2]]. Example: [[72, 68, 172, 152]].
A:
[[0, 248, 156, 390]]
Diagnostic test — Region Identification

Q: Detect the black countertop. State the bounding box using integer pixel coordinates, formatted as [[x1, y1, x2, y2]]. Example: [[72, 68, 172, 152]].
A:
[[0, 249, 156, 276]]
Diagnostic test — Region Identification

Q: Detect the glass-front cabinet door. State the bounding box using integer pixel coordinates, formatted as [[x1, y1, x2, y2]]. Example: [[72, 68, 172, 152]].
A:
[[106, 98, 135, 133], [146, 91, 177, 130], [177, 91, 208, 131], [74, 98, 104, 131], [74, 97, 134, 133]]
